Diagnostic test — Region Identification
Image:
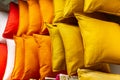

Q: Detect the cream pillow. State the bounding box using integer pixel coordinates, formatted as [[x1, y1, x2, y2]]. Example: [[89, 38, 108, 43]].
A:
[[84, 0, 120, 16], [75, 13, 120, 67]]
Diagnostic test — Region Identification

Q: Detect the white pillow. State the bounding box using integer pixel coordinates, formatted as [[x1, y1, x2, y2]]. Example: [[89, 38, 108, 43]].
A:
[[3, 39, 15, 80], [0, 11, 8, 43]]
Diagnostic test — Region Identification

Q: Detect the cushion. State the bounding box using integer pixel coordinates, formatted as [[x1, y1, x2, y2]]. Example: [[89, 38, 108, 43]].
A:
[[58, 23, 110, 75], [0, 43, 7, 80], [33, 34, 57, 80], [26, 0, 42, 35], [77, 69, 120, 80], [17, 0, 29, 36], [39, 0, 54, 34], [0, 11, 8, 43], [84, 0, 120, 16], [63, 0, 84, 18], [3, 2, 19, 39], [46, 23, 66, 72], [75, 13, 120, 67], [3, 39, 15, 80], [22, 35, 40, 79], [11, 36, 25, 79], [53, 0, 65, 22]]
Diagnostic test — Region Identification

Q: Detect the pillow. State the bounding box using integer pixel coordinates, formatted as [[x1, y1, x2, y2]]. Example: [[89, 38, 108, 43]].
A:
[[3, 39, 15, 80], [17, 0, 29, 36], [77, 69, 120, 80], [84, 0, 120, 16], [33, 34, 57, 80], [0, 11, 8, 43], [58, 23, 110, 75], [26, 0, 42, 35], [75, 13, 120, 67], [39, 0, 54, 34], [0, 43, 7, 80], [46, 23, 66, 72], [53, 0, 65, 22], [3, 2, 19, 39], [11, 36, 25, 79], [22, 35, 40, 79], [63, 0, 84, 18]]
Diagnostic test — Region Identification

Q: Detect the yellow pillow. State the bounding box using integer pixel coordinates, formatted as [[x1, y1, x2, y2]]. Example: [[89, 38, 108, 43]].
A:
[[84, 0, 120, 16], [64, 0, 84, 18], [77, 69, 120, 80], [39, 0, 54, 34], [75, 13, 120, 67], [22, 35, 40, 79], [11, 36, 24, 79], [53, 0, 65, 22], [46, 23, 66, 72], [57, 23, 110, 75], [27, 0, 42, 35], [33, 34, 57, 80], [17, 0, 29, 36]]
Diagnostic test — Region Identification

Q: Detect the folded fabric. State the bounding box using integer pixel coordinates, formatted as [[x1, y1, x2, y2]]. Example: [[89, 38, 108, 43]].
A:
[[27, 0, 42, 35], [17, 0, 29, 36], [56, 74, 78, 80], [46, 23, 66, 72], [22, 35, 40, 79], [0, 11, 8, 43], [11, 36, 25, 79], [39, 0, 54, 34], [3, 2, 19, 39], [0, 43, 7, 80], [3, 39, 15, 80], [34, 34, 57, 80], [78, 69, 120, 80], [84, 0, 120, 16], [75, 13, 120, 66], [58, 23, 110, 75]]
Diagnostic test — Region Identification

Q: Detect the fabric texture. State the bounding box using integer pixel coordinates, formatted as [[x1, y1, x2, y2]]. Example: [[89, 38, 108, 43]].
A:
[[22, 35, 40, 79], [0, 43, 7, 80], [53, 0, 65, 22], [58, 23, 110, 75], [64, 0, 84, 18], [34, 34, 57, 80], [46, 23, 66, 72], [58, 23, 84, 75], [75, 13, 120, 66], [39, 0, 54, 34], [3, 2, 19, 39], [11, 36, 24, 79], [3, 39, 15, 80], [84, 0, 120, 16], [0, 11, 8, 43], [17, 0, 29, 36], [27, 0, 42, 35], [77, 69, 120, 80]]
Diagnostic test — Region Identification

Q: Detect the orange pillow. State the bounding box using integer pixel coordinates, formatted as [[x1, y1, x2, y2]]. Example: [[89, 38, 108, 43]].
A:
[[11, 36, 25, 79], [27, 0, 42, 35], [39, 0, 54, 34], [22, 35, 40, 79], [17, 0, 29, 36], [33, 34, 57, 80]]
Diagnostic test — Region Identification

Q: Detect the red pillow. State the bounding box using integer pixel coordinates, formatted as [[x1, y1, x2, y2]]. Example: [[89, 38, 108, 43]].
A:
[[3, 2, 19, 39], [0, 43, 7, 79]]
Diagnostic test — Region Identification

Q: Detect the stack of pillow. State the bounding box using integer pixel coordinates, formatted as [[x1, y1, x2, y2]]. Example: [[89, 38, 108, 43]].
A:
[[0, 0, 120, 80]]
